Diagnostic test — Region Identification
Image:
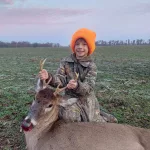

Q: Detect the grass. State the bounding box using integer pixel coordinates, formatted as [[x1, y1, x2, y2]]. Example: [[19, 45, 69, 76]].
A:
[[0, 46, 150, 149]]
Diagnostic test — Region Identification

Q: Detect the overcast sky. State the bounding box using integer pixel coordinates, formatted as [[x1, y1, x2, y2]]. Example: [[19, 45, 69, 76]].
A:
[[0, 0, 150, 45]]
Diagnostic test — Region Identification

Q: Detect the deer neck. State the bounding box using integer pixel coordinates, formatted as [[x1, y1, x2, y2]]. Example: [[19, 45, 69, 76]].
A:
[[25, 106, 59, 147], [38, 107, 59, 135]]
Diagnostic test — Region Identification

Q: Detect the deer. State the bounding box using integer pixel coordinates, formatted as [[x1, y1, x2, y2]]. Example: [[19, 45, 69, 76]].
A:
[[21, 59, 150, 150]]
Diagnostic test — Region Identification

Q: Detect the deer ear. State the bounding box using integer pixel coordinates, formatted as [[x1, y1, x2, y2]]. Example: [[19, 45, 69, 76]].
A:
[[59, 98, 78, 107], [35, 78, 46, 93]]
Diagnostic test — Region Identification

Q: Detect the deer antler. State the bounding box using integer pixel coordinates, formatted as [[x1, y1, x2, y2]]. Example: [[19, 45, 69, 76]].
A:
[[53, 72, 79, 96], [53, 83, 66, 96], [74, 72, 79, 81], [40, 58, 47, 71], [39, 58, 52, 88]]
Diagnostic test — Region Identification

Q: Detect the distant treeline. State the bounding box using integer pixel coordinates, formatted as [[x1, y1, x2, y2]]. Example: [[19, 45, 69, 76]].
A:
[[0, 41, 60, 48], [96, 39, 150, 46], [0, 39, 150, 48]]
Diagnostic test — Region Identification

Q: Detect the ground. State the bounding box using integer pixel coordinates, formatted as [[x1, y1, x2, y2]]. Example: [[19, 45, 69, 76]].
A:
[[0, 46, 150, 149]]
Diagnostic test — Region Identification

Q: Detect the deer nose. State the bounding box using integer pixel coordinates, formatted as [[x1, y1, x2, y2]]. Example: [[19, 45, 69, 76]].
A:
[[21, 117, 33, 132], [26, 118, 31, 123]]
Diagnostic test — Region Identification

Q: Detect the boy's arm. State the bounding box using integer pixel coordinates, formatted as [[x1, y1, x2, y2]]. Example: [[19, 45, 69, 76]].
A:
[[73, 62, 97, 96], [46, 60, 67, 88]]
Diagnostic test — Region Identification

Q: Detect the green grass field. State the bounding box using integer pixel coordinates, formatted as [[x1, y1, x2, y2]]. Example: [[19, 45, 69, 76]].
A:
[[0, 46, 150, 149]]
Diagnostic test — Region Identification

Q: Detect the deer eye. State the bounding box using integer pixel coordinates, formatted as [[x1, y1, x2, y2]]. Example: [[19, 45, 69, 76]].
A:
[[47, 104, 53, 108]]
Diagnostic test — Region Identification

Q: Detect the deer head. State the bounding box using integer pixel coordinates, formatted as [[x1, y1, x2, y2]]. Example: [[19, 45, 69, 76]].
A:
[[22, 86, 78, 132]]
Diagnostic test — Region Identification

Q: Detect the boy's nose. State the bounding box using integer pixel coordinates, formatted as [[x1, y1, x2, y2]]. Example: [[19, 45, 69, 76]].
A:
[[78, 44, 83, 48]]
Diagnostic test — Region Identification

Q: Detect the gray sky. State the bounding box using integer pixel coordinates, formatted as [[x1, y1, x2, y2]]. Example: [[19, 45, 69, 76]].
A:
[[0, 0, 150, 45]]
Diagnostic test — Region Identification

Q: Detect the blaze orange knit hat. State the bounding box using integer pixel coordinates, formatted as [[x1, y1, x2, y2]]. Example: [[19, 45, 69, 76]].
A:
[[70, 28, 96, 55]]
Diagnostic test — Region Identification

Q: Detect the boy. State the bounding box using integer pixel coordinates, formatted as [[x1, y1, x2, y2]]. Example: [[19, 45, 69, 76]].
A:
[[39, 28, 117, 123]]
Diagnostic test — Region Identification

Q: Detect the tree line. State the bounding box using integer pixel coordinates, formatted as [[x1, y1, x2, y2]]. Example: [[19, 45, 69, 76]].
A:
[[96, 39, 150, 46], [0, 39, 150, 48], [0, 41, 60, 48]]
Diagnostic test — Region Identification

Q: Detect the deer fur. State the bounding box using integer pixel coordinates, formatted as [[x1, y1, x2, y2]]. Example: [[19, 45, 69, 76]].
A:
[[22, 87, 150, 150]]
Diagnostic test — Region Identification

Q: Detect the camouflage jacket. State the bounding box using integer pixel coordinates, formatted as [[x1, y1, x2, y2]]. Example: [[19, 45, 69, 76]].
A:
[[46, 53, 104, 122]]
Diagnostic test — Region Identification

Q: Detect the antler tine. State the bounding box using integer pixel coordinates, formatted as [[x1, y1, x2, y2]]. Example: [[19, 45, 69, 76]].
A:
[[46, 77, 52, 85], [40, 58, 47, 71], [54, 83, 67, 96], [39, 58, 50, 88], [74, 72, 79, 81]]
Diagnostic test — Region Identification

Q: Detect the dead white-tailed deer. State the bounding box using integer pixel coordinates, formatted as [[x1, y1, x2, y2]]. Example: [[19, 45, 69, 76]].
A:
[[21, 59, 150, 150], [22, 85, 150, 150]]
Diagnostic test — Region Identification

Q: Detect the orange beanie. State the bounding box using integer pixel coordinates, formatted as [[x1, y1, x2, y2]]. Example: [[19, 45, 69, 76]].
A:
[[70, 28, 96, 55]]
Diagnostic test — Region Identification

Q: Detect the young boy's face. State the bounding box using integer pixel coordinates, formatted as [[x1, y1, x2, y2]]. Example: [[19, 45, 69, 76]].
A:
[[74, 38, 89, 58]]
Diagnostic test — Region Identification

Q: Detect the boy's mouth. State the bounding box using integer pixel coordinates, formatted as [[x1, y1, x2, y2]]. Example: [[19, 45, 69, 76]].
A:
[[77, 51, 84, 53]]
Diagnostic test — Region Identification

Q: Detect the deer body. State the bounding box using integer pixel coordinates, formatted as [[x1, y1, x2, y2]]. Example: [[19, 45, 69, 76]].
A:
[[22, 87, 150, 150], [24, 120, 150, 150]]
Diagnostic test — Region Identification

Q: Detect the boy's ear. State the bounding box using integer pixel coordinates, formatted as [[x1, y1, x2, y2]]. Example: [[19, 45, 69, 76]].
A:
[[58, 98, 78, 107]]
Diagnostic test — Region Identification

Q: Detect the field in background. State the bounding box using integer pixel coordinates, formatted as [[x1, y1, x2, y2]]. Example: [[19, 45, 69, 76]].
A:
[[0, 46, 150, 149]]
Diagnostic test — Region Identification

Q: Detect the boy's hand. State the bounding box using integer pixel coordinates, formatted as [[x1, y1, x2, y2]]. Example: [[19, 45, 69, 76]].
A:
[[67, 79, 78, 89], [39, 69, 49, 80]]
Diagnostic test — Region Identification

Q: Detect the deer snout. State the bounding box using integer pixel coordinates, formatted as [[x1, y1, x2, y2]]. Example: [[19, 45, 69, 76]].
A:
[[21, 115, 37, 132]]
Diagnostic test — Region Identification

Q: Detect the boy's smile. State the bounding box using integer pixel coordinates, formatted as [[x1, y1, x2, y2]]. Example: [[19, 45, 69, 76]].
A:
[[74, 38, 89, 59]]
